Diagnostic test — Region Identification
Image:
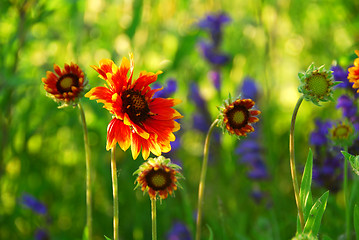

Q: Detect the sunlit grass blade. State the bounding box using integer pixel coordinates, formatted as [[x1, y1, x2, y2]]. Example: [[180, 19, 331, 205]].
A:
[[303, 191, 329, 236]]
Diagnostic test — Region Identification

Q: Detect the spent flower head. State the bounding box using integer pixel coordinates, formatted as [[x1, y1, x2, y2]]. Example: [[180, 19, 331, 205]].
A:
[[85, 54, 183, 160], [298, 63, 337, 106], [134, 156, 183, 200], [42, 62, 88, 108], [348, 50, 359, 92], [217, 95, 260, 138], [329, 120, 356, 148]]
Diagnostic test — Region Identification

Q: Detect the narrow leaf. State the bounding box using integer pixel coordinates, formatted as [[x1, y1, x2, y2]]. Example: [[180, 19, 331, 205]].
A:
[[82, 226, 88, 240], [206, 224, 214, 240], [104, 236, 112, 240], [354, 204, 359, 240], [303, 191, 329, 236], [300, 149, 314, 220], [342, 151, 359, 176]]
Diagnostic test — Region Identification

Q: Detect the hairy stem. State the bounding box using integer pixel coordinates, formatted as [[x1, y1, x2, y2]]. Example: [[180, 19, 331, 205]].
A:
[[196, 119, 219, 240], [289, 96, 305, 230], [343, 146, 350, 240], [151, 198, 157, 240], [78, 102, 92, 240], [111, 147, 119, 240]]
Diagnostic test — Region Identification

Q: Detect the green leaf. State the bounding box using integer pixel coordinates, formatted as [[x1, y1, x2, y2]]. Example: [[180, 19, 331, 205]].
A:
[[82, 226, 88, 240], [342, 151, 359, 176], [104, 236, 112, 240], [354, 204, 359, 240], [321, 235, 333, 240], [303, 191, 329, 236], [300, 149, 314, 220], [125, 0, 143, 40], [206, 224, 214, 240]]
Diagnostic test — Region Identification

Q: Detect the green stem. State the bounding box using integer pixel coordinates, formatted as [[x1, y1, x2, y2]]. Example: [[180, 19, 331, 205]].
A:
[[111, 147, 119, 240], [151, 198, 157, 240], [343, 146, 350, 240], [195, 119, 219, 240], [289, 96, 305, 231], [78, 102, 92, 240]]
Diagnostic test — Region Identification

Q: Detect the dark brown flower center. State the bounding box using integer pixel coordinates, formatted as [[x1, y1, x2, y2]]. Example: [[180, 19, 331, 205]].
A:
[[122, 89, 150, 123], [226, 105, 249, 130], [145, 168, 172, 191], [56, 73, 79, 93]]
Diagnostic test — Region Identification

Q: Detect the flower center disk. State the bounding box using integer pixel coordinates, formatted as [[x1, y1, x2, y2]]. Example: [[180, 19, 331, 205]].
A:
[[145, 168, 171, 191], [226, 105, 249, 129], [333, 125, 351, 139], [307, 73, 329, 97], [57, 74, 79, 93], [122, 89, 150, 123]]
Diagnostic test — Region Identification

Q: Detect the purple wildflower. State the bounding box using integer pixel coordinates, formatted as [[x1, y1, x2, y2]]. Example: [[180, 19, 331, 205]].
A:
[[198, 41, 230, 66], [198, 12, 231, 46], [35, 228, 50, 240], [312, 151, 343, 193], [153, 78, 177, 98], [21, 194, 47, 215], [240, 77, 259, 101], [192, 114, 210, 132], [189, 83, 207, 111], [331, 65, 351, 89], [310, 119, 332, 146], [208, 70, 221, 90], [337, 95, 357, 119], [166, 221, 192, 240]]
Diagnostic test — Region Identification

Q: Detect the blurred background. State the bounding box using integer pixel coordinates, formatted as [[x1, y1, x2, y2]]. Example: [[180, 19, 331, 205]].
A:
[[1, 0, 359, 239]]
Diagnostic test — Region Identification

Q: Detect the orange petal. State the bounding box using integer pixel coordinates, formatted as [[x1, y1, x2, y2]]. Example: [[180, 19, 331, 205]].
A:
[[114, 119, 131, 151], [131, 133, 142, 160], [106, 119, 118, 151]]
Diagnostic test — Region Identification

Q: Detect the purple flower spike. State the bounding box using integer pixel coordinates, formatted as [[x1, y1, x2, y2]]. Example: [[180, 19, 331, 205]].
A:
[[198, 13, 231, 46], [337, 95, 357, 118], [166, 221, 192, 240], [331, 65, 350, 88], [208, 70, 221, 90], [198, 41, 230, 66], [21, 194, 47, 215], [310, 119, 332, 146], [240, 77, 259, 101], [153, 78, 178, 98], [35, 228, 50, 240]]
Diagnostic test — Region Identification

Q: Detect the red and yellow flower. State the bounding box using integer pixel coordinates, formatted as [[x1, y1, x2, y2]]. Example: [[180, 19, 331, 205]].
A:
[[218, 97, 260, 137], [42, 62, 87, 107], [85, 54, 182, 160], [134, 156, 183, 200], [348, 50, 359, 92]]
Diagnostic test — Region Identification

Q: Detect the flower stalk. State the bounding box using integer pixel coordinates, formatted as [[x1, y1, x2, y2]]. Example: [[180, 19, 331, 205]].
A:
[[111, 147, 119, 240], [78, 102, 92, 240], [196, 118, 219, 240], [289, 96, 305, 230], [151, 198, 157, 240], [343, 146, 350, 240]]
